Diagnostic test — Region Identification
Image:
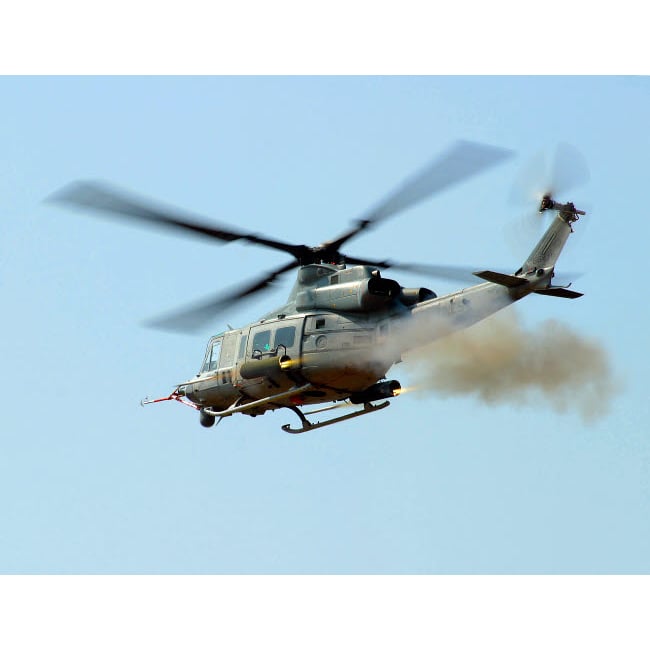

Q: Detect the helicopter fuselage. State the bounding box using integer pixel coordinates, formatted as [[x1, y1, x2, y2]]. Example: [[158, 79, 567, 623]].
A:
[[176, 208, 580, 426]]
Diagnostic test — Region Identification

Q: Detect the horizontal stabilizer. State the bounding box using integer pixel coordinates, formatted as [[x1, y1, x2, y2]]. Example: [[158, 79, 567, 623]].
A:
[[473, 270, 529, 288], [534, 287, 583, 299]]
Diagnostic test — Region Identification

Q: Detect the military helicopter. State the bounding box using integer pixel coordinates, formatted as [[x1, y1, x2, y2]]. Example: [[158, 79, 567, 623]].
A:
[[51, 140, 586, 433]]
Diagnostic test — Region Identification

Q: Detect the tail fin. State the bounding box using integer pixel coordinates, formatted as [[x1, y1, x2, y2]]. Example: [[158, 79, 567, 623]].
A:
[[474, 205, 584, 298]]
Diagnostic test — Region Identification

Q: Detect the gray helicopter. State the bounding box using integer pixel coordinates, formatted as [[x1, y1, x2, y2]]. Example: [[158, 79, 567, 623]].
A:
[[51, 141, 586, 433]]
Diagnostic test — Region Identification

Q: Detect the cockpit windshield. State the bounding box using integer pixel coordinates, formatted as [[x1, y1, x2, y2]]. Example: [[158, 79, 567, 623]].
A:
[[201, 336, 222, 373]]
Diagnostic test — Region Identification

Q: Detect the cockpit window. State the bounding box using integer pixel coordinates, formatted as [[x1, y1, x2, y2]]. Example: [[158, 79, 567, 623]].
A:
[[202, 338, 222, 373]]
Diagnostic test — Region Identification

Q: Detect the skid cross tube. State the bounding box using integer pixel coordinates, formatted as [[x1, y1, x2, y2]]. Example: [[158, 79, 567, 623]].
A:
[[281, 400, 391, 434]]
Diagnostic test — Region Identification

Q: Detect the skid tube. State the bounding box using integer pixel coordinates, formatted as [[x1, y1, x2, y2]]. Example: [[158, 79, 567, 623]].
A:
[[281, 400, 391, 434]]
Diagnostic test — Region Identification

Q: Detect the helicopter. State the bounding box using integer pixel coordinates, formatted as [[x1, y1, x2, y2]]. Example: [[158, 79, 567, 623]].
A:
[[50, 140, 586, 433]]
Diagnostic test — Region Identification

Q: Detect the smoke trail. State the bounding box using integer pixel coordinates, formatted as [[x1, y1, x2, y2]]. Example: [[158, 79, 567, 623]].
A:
[[403, 311, 620, 423]]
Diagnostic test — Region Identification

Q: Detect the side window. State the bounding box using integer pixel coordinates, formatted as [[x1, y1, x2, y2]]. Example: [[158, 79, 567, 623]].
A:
[[274, 326, 296, 350], [238, 334, 248, 360], [252, 330, 271, 357]]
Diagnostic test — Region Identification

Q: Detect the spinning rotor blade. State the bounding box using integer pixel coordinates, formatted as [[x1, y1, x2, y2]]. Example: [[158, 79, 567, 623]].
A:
[[549, 142, 591, 198], [327, 140, 513, 251], [346, 254, 583, 286], [509, 143, 590, 206], [144, 259, 300, 333], [507, 143, 590, 251], [49, 181, 306, 259], [49, 140, 517, 334], [508, 150, 547, 207], [342, 255, 484, 283]]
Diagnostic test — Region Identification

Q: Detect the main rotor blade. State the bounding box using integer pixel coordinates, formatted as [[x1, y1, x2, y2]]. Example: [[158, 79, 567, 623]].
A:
[[343, 255, 484, 283], [327, 140, 514, 251], [343, 255, 574, 285], [144, 259, 300, 333], [49, 181, 306, 259]]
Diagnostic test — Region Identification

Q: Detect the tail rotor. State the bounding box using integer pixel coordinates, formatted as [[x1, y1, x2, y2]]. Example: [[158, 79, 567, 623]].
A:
[[506, 143, 590, 254]]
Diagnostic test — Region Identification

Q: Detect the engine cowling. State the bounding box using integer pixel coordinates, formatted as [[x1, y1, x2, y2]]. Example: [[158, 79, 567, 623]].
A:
[[399, 287, 437, 306], [296, 277, 401, 312]]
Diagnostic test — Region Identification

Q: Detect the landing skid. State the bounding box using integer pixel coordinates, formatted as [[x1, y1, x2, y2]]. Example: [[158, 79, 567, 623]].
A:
[[281, 400, 391, 434]]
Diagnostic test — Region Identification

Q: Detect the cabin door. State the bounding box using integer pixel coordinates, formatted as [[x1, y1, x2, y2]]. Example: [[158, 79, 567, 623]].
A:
[[247, 317, 303, 364]]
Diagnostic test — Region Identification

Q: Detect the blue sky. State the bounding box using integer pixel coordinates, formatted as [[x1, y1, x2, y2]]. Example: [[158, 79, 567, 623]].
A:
[[1, 76, 649, 574]]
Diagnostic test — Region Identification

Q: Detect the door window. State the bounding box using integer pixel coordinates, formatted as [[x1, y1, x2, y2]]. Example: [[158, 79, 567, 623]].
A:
[[251, 330, 271, 357], [274, 326, 296, 350]]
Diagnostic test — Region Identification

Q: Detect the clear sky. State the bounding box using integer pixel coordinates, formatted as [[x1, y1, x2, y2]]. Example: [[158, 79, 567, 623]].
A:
[[1, 76, 649, 574]]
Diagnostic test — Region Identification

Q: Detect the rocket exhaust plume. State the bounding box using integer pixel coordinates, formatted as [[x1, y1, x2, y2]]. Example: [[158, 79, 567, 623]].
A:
[[402, 311, 620, 423]]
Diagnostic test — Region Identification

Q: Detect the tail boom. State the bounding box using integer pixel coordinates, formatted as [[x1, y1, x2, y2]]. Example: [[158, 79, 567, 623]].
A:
[[391, 207, 583, 356]]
